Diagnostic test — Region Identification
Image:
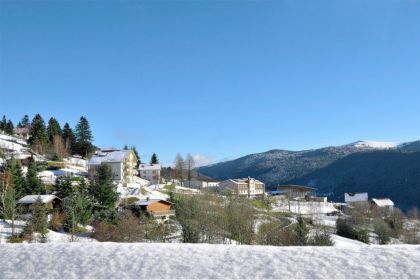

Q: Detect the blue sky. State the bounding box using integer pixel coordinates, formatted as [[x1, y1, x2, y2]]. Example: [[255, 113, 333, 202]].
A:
[[1, 0, 420, 166]]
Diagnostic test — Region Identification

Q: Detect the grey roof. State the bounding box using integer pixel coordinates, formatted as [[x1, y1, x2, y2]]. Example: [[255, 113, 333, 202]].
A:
[[135, 199, 172, 206], [89, 150, 133, 165], [139, 164, 161, 171], [17, 195, 60, 204]]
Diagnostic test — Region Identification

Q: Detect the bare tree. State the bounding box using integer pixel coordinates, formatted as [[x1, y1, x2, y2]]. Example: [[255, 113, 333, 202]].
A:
[[174, 154, 185, 186], [53, 134, 68, 159], [0, 171, 18, 236], [185, 154, 195, 188]]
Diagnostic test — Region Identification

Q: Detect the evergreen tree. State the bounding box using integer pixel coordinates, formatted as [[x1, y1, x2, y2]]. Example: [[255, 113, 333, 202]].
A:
[[17, 121, 23, 128], [47, 117, 62, 142], [123, 145, 129, 150], [26, 158, 44, 195], [4, 120, 14, 135], [75, 116, 94, 157], [54, 177, 74, 199], [30, 197, 48, 242], [20, 115, 30, 127], [62, 123, 77, 155], [294, 217, 309, 246], [90, 164, 118, 209], [150, 153, 159, 164], [132, 146, 141, 167], [0, 115, 6, 131], [7, 158, 26, 199], [28, 114, 49, 153], [64, 180, 93, 235]]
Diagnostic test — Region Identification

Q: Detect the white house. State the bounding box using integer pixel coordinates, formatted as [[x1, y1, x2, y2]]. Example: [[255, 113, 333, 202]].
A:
[[138, 164, 161, 183], [219, 177, 265, 197], [186, 179, 220, 189], [345, 192, 368, 203], [371, 198, 394, 210], [88, 149, 138, 184]]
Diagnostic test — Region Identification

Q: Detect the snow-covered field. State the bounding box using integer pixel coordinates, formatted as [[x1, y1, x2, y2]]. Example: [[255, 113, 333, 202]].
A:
[[0, 243, 419, 279], [272, 200, 337, 215]]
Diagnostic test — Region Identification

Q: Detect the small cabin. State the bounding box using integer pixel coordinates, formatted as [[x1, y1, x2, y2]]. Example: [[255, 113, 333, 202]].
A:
[[371, 198, 394, 211], [17, 195, 62, 212], [345, 192, 368, 203], [276, 185, 318, 200], [134, 199, 175, 223]]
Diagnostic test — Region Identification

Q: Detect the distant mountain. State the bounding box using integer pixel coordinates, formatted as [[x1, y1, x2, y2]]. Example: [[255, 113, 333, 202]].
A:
[[197, 140, 420, 210]]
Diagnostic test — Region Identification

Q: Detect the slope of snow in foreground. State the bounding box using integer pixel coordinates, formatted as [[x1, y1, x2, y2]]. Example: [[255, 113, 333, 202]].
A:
[[0, 243, 419, 279]]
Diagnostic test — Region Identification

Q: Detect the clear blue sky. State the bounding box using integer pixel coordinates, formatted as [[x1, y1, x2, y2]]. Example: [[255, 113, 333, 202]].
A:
[[1, 0, 420, 166]]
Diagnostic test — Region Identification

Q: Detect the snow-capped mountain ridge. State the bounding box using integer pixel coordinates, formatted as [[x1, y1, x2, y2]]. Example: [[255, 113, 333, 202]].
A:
[[350, 140, 402, 149]]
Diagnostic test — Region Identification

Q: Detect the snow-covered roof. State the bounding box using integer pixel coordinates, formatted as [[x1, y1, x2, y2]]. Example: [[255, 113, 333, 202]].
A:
[[229, 178, 264, 185], [17, 195, 60, 204], [371, 198, 394, 207], [89, 150, 133, 165], [135, 199, 172, 206], [139, 164, 161, 171]]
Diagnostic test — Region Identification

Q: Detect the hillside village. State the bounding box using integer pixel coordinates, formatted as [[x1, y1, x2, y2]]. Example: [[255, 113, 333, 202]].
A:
[[0, 114, 419, 246]]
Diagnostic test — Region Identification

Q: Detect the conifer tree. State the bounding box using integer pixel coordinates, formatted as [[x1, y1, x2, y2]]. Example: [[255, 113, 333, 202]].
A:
[[47, 117, 62, 142], [90, 164, 118, 209], [4, 120, 14, 135], [75, 116, 94, 157], [26, 158, 45, 195], [30, 197, 48, 242], [150, 153, 159, 164], [7, 158, 26, 199], [62, 123, 77, 155], [0, 115, 6, 131], [20, 115, 30, 127], [28, 114, 49, 153], [54, 176, 73, 199]]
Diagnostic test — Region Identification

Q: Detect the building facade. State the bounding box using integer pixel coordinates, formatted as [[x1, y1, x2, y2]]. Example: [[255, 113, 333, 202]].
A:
[[88, 149, 138, 184], [138, 164, 161, 183], [219, 177, 265, 197]]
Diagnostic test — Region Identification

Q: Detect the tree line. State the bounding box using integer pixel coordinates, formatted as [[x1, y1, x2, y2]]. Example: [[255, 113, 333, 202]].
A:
[[1, 114, 94, 158]]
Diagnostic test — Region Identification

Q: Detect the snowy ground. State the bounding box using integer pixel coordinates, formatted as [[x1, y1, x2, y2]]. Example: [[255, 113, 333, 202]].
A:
[[272, 200, 337, 215], [0, 243, 419, 279]]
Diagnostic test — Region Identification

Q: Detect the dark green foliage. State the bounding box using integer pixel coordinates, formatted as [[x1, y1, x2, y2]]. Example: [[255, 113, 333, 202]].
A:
[[28, 197, 49, 242], [54, 177, 74, 199], [374, 219, 391, 244], [62, 123, 77, 155], [7, 158, 26, 199], [64, 188, 94, 233], [294, 216, 309, 245], [309, 229, 334, 246], [20, 115, 30, 127], [90, 165, 118, 210], [28, 114, 49, 152], [336, 218, 369, 244], [150, 153, 159, 164], [47, 117, 62, 142], [75, 116, 94, 157], [4, 120, 14, 135], [0, 115, 6, 131], [25, 158, 45, 195]]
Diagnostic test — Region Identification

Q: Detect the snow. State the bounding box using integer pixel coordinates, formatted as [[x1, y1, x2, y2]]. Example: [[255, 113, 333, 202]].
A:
[[352, 140, 400, 149], [331, 234, 367, 247], [17, 195, 59, 204], [372, 198, 394, 207], [0, 243, 419, 278], [272, 200, 337, 215]]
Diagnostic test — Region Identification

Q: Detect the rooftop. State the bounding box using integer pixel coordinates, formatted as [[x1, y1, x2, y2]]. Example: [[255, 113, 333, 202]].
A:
[[89, 150, 133, 165], [17, 195, 60, 204], [139, 164, 161, 171]]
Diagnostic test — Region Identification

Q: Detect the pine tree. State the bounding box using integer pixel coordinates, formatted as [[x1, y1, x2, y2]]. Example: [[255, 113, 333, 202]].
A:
[[90, 164, 118, 209], [62, 123, 77, 155], [123, 145, 129, 150], [0, 115, 6, 131], [26, 158, 45, 195], [20, 115, 30, 127], [54, 176, 74, 199], [7, 158, 26, 199], [4, 120, 14, 135], [75, 116, 94, 157], [150, 153, 159, 164], [47, 117, 62, 142], [28, 114, 49, 153], [30, 197, 48, 242]]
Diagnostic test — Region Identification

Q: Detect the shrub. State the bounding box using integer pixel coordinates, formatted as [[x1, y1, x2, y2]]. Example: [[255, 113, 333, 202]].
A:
[[50, 212, 65, 232], [309, 228, 334, 246], [374, 219, 391, 244], [94, 212, 145, 242], [336, 218, 369, 244]]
